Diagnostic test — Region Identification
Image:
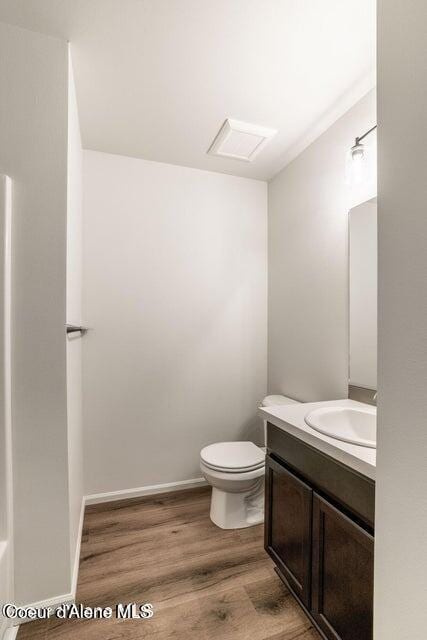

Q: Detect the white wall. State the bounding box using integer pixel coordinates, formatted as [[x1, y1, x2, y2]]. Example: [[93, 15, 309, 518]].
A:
[[268, 90, 376, 402], [0, 22, 70, 605], [66, 50, 84, 587], [83, 151, 267, 494], [349, 199, 377, 389], [0, 175, 12, 636], [375, 2, 427, 637]]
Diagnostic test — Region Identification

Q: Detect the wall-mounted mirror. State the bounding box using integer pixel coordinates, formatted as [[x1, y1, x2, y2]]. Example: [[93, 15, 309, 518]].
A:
[[349, 198, 377, 398]]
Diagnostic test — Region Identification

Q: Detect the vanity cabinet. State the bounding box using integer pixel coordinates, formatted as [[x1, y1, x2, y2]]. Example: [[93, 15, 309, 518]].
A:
[[266, 456, 312, 607], [311, 494, 374, 640], [265, 423, 375, 640]]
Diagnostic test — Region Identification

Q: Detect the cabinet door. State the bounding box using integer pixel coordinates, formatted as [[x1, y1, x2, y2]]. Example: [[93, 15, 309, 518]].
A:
[[311, 494, 374, 640], [265, 455, 313, 607]]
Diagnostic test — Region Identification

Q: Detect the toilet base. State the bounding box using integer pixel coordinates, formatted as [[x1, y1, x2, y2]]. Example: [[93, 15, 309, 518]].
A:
[[209, 481, 264, 529]]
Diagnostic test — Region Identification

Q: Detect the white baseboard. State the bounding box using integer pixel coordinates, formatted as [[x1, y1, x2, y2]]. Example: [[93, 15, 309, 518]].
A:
[[9, 592, 74, 627], [71, 497, 85, 598], [3, 624, 18, 640], [84, 476, 208, 505], [1, 619, 11, 640]]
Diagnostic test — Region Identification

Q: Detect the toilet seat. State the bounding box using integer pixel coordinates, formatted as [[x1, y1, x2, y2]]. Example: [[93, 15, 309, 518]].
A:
[[200, 441, 265, 473], [200, 395, 299, 529]]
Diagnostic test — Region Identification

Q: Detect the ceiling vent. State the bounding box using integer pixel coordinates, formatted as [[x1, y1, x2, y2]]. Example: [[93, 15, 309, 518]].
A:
[[207, 118, 277, 162]]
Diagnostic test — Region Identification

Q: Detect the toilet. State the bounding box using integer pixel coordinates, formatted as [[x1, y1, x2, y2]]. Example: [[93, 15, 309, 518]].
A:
[[200, 395, 300, 529]]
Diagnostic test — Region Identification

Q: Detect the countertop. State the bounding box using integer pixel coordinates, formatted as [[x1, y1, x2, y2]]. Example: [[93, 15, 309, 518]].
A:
[[259, 398, 376, 480]]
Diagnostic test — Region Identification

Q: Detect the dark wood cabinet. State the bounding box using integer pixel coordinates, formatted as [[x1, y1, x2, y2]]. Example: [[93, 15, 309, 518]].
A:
[[311, 494, 374, 640], [265, 425, 375, 640], [265, 455, 313, 607]]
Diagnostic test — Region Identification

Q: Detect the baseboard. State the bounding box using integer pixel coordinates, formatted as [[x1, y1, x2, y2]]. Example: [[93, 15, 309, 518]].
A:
[[3, 624, 18, 640], [1, 619, 10, 640], [84, 476, 208, 505], [9, 593, 74, 627], [71, 497, 85, 598]]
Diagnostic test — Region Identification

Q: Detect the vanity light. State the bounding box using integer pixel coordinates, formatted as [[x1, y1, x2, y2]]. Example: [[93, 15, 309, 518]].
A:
[[350, 140, 366, 161], [350, 125, 377, 162], [347, 124, 377, 185]]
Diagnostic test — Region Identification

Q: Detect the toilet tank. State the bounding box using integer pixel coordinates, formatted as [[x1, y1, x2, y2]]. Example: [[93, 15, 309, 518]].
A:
[[261, 395, 299, 408], [260, 395, 300, 447]]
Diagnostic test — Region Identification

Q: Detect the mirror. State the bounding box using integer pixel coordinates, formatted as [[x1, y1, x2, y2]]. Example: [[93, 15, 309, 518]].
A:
[[349, 198, 377, 393]]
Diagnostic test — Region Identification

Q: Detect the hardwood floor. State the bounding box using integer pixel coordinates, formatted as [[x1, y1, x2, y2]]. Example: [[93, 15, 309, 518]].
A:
[[18, 487, 320, 639]]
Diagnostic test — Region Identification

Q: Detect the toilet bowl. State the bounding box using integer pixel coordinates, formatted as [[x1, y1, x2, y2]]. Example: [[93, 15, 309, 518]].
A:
[[200, 395, 299, 529]]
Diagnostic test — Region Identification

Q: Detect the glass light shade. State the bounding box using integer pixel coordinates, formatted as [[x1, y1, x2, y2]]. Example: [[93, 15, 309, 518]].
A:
[[346, 143, 367, 186], [346, 132, 377, 209]]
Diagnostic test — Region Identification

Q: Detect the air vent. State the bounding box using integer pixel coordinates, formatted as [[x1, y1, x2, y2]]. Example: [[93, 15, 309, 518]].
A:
[[207, 119, 277, 162]]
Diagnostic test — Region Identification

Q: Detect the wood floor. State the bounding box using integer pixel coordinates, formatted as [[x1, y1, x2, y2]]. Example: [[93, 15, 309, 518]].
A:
[[18, 487, 320, 639]]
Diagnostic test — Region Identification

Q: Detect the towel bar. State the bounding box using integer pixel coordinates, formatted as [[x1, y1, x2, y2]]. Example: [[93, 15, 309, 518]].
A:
[[66, 324, 88, 336]]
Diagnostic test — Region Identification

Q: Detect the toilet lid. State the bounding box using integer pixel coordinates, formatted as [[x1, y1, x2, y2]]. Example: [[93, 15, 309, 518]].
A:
[[200, 441, 265, 472]]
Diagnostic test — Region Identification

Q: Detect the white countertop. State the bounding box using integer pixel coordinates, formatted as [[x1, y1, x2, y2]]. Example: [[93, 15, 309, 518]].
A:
[[259, 399, 376, 480]]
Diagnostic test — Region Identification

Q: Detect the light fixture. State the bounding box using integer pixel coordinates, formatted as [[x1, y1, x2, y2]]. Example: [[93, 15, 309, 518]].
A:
[[350, 125, 377, 162], [347, 124, 377, 186], [351, 140, 365, 161]]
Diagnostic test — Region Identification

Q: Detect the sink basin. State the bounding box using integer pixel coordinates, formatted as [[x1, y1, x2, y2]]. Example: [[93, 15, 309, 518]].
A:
[[304, 406, 376, 448]]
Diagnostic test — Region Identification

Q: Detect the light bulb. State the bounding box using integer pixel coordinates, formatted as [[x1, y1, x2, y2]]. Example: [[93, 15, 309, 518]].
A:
[[348, 142, 366, 185], [351, 141, 365, 161]]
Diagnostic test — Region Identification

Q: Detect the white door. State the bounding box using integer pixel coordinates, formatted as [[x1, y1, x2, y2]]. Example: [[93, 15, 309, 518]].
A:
[[0, 175, 13, 637]]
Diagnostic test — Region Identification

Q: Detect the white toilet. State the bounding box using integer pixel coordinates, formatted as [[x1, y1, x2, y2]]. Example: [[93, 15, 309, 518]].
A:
[[200, 394, 299, 529]]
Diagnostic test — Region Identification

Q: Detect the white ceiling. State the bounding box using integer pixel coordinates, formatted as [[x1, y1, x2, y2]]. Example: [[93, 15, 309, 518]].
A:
[[0, 0, 376, 180]]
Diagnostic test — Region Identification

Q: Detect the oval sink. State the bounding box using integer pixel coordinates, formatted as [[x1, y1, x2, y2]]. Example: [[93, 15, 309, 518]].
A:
[[304, 406, 376, 448]]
